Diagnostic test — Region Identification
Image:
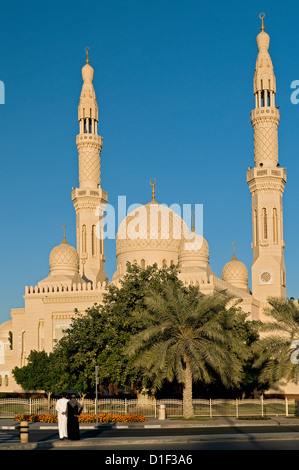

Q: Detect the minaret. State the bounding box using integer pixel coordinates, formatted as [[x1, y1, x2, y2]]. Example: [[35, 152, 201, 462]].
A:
[[72, 48, 108, 284], [247, 14, 286, 302]]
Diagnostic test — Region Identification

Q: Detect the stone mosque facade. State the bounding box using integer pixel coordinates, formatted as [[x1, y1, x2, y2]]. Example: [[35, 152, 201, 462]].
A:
[[0, 18, 294, 395]]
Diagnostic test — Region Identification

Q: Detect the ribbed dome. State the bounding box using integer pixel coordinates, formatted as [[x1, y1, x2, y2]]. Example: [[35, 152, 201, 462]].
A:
[[116, 202, 186, 256], [178, 230, 209, 266], [49, 239, 79, 275], [222, 247, 248, 291]]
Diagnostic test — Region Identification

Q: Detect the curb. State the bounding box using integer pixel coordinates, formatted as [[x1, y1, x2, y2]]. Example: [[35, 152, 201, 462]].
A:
[[2, 432, 299, 450]]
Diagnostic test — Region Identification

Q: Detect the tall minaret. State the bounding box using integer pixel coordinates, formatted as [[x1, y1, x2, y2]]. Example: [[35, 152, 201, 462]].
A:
[[72, 48, 108, 284], [247, 14, 286, 302]]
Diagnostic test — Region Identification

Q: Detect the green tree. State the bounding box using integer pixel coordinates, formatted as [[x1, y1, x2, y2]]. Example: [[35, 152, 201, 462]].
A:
[[253, 297, 299, 387], [12, 350, 57, 393], [52, 302, 138, 395], [126, 281, 249, 418], [51, 263, 183, 395]]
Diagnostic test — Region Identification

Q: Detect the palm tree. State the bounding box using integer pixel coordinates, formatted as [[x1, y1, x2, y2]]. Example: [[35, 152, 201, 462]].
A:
[[126, 281, 247, 418], [253, 297, 299, 387]]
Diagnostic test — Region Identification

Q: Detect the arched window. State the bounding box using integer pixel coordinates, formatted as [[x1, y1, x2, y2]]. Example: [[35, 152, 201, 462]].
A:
[[38, 321, 45, 351], [262, 208, 268, 239], [253, 209, 257, 246], [162, 259, 167, 268], [141, 259, 145, 269], [92, 225, 96, 256], [82, 225, 86, 253], [273, 208, 278, 244]]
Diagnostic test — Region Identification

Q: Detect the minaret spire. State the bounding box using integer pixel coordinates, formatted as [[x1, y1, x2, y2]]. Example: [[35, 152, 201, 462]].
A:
[[76, 48, 102, 187], [150, 178, 157, 202], [72, 49, 108, 284], [252, 12, 278, 168], [85, 46, 90, 64], [247, 15, 287, 302]]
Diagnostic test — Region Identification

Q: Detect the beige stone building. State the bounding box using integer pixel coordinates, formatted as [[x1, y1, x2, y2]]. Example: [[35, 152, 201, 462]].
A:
[[0, 18, 295, 395]]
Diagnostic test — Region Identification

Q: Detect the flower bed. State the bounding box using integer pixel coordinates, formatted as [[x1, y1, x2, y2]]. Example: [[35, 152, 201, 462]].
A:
[[14, 413, 147, 423], [14, 414, 57, 423], [79, 413, 147, 423]]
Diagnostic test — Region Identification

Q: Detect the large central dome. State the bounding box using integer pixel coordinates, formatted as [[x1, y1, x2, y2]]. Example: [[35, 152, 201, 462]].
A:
[[113, 201, 189, 278], [116, 202, 186, 253]]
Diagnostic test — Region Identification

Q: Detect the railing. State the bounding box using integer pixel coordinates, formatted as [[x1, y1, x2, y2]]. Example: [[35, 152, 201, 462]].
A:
[[0, 397, 296, 419]]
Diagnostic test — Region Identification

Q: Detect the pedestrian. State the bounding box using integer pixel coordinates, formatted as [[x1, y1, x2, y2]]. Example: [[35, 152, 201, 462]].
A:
[[56, 392, 69, 440], [67, 394, 83, 440]]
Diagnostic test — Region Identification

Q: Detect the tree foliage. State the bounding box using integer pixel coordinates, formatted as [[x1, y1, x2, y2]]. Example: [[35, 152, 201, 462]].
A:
[[12, 350, 57, 393], [253, 297, 299, 387], [125, 280, 253, 417], [49, 263, 184, 394]]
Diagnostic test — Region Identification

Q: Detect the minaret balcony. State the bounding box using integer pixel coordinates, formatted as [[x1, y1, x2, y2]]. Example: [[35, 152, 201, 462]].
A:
[[250, 106, 280, 124], [247, 166, 286, 181], [76, 134, 103, 145], [247, 166, 287, 195], [72, 186, 108, 204]]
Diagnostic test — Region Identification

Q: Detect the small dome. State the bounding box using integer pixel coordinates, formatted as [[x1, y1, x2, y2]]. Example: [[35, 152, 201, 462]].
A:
[[222, 246, 248, 291], [178, 230, 209, 266], [49, 238, 79, 275]]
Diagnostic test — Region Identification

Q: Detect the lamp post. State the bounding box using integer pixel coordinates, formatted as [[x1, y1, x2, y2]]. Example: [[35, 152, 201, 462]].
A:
[[95, 366, 99, 427]]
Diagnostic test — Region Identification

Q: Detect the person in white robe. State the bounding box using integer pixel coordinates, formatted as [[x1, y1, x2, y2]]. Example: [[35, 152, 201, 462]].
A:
[[56, 392, 69, 439]]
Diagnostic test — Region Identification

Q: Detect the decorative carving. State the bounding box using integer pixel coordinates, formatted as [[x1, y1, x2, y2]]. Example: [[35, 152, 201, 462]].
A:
[[116, 203, 187, 256], [78, 145, 101, 185], [253, 122, 278, 164], [260, 271, 271, 283]]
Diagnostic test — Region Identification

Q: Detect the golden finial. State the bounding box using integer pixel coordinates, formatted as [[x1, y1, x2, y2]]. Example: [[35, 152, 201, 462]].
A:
[[259, 13, 265, 31], [85, 47, 90, 64], [232, 241, 236, 259], [62, 223, 67, 242], [191, 210, 195, 232], [150, 178, 157, 202]]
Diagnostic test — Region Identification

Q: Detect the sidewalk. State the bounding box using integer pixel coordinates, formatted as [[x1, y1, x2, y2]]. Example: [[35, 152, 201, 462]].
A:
[[1, 415, 299, 429]]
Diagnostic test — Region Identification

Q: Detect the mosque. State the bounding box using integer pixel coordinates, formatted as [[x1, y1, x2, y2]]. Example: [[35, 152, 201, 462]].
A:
[[0, 16, 293, 395]]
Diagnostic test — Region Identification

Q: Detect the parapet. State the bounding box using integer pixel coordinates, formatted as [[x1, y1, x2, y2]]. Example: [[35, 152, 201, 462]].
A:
[[25, 281, 106, 295]]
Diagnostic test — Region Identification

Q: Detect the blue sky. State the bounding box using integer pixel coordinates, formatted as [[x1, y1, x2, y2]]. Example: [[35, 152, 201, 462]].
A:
[[0, 0, 298, 323]]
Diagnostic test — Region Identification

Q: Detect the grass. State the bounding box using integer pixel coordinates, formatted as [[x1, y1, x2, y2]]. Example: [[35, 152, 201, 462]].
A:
[[237, 415, 270, 420], [169, 417, 215, 421], [169, 415, 273, 421]]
